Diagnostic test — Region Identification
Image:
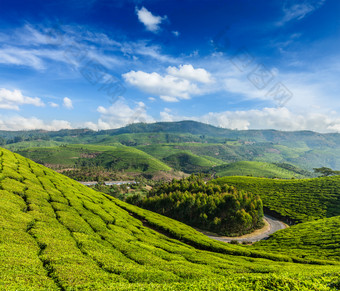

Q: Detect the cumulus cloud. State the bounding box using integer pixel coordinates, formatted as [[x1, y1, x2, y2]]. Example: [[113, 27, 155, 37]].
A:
[[49, 102, 59, 108], [0, 88, 45, 110], [160, 108, 174, 121], [84, 99, 154, 130], [200, 107, 340, 133], [159, 107, 340, 133], [63, 97, 73, 109], [123, 65, 213, 102], [166, 64, 213, 84], [136, 7, 166, 33], [0, 115, 72, 131], [123, 71, 198, 101]]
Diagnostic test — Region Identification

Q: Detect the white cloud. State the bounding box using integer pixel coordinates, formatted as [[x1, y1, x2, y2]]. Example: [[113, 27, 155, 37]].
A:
[[136, 7, 166, 33], [160, 107, 174, 120], [49, 102, 59, 108], [0, 47, 45, 70], [160, 111, 174, 122], [223, 78, 267, 100], [63, 97, 73, 109], [159, 107, 340, 133], [148, 97, 156, 102], [0, 25, 121, 71], [123, 65, 213, 102], [0, 23, 178, 74], [160, 96, 180, 102], [172, 31, 180, 37], [196, 52, 340, 113], [200, 107, 340, 133], [0, 115, 72, 131], [85, 99, 154, 130], [132, 43, 177, 63], [0, 88, 44, 110], [166, 64, 213, 84], [278, 0, 326, 25], [123, 70, 198, 100]]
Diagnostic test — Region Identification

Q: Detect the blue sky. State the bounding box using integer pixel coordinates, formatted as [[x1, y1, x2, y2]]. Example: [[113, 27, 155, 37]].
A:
[[0, 0, 340, 132]]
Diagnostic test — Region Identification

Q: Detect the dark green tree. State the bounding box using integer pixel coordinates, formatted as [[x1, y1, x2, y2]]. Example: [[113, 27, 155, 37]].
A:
[[313, 167, 340, 177]]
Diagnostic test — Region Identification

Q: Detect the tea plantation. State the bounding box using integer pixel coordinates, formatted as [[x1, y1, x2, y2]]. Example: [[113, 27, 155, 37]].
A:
[[1, 147, 340, 290], [253, 216, 340, 261], [213, 176, 340, 222], [17, 144, 171, 173]]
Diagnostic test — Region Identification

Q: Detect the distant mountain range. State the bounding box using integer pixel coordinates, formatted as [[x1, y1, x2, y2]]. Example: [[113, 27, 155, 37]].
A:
[[2, 120, 340, 172]]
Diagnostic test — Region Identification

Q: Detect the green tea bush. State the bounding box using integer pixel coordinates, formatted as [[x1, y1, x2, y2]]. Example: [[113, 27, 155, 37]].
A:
[[213, 176, 340, 222], [0, 147, 339, 290]]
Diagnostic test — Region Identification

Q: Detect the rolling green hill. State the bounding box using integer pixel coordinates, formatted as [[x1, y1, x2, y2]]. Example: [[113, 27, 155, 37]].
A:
[[17, 144, 171, 173], [163, 152, 220, 173], [213, 176, 340, 223], [1, 148, 340, 289], [253, 216, 340, 262], [136, 143, 243, 164], [96, 132, 211, 146], [135, 144, 224, 173], [211, 161, 312, 178], [3, 121, 340, 171], [3, 140, 65, 151]]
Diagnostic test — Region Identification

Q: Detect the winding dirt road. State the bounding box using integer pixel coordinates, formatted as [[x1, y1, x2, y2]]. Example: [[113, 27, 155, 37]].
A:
[[204, 215, 287, 243]]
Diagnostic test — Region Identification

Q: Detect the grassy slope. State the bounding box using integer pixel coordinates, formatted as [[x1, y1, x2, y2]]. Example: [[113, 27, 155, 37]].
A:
[[163, 152, 219, 173], [137, 143, 242, 163], [98, 132, 212, 146], [17, 144, 171, 173], [212, 161, 309, 179], [253, 216, 340, 261], [3, 140, 66, 151], [213, 176, 340, 222], [1, 147, 340, 290]]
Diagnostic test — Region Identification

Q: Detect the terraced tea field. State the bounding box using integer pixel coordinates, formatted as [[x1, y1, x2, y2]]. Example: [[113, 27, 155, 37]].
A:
[[1, 147, 340, 290], [213, 176, 340, 222], [253, 216, 340, 261], [17, 144, 171, 173]]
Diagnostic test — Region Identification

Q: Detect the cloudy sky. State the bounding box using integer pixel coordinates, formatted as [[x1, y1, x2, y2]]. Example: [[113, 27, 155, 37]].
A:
[[0, 0, 340, 132]]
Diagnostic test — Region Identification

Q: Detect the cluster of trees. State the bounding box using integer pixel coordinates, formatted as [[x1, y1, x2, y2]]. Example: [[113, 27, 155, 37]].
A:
[[214, 175, 340, 222], [130, 175, 263, 236], [313, 167, 340, 177]]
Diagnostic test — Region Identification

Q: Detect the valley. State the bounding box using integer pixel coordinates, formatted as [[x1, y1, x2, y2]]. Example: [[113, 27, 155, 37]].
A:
[[2, 0, 340, 289], [1, 121, 340, 290]]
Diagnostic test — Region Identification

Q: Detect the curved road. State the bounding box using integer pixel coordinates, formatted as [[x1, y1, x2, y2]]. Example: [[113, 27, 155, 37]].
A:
[[206, 215, 287, 243]]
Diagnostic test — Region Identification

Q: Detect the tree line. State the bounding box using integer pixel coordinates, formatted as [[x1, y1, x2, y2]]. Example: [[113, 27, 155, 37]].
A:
[[128, 174, 264, 236]]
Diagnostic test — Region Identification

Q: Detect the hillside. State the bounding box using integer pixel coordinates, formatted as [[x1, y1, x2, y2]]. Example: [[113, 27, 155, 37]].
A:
[[253, 216, 340, 262], [17, 144, 171, 174], [210, 161, 311, 178], [3, 121, 340, 171], [213, 176, 340, 223], [4, 140, 65, 151], [163, 152, 220, 173], [1, 148, 340, 289]]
